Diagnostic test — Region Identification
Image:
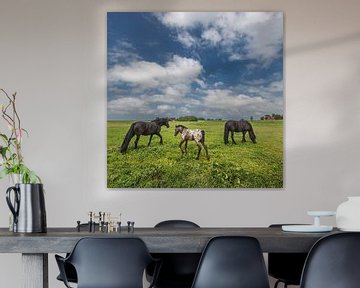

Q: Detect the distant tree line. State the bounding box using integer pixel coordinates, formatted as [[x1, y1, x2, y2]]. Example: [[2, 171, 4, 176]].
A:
[[177, 115, 202, 121], [176, 116, 223, 121], [173, 114, 283, 122]]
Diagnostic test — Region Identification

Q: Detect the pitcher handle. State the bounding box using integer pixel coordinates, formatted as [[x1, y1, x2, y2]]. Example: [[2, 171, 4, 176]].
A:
[[6, 186, 20, 224]]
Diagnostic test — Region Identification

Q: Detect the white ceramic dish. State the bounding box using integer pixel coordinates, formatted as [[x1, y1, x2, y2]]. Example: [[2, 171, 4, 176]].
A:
[[282, 225, 333, 233], [307, 211, 336, 217]]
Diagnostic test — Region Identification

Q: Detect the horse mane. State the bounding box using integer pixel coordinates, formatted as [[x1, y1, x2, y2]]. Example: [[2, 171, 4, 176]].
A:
[[152, 117, 168, 123], [176, 124, 188, 129]]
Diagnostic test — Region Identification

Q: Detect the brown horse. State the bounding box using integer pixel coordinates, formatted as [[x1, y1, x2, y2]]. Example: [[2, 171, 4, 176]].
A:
[[224, 119, 256, 144], [120, 118, 169, 153]]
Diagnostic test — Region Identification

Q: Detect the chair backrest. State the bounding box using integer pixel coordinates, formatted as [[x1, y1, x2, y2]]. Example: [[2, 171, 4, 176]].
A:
[[66, 237, 154, 288], [151, 220, 201, 287], [191, 236, 270, 288], [300, 232, 360, 288], [155, 219, 200, 228], [268, 224, 308, 285]]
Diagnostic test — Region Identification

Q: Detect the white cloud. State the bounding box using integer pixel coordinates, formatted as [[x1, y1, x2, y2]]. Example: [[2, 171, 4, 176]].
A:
[[108, 55, 205, 118], [268, 81, 283, 93], [177, 31, 197, 48], [197, 88, 282, 118], [228, 53, 246, 61], [203, 89, 266, 111], [157, 104, 176, 112], [108, 87, 282, 119], [156, 12, 283, 65], [149, 85, 187, 104], [108, 61, 163, 87], [108, 40, 140, 65], [195, 79, 207, 89], [156, 12, 216, 28], [178, 106, 191, 115], [108, 55, 203, 90], [235, 79, 283, 97], [108, 97, 147, 114], [148, 84, 203, 107], [201, 28, 222, 45]]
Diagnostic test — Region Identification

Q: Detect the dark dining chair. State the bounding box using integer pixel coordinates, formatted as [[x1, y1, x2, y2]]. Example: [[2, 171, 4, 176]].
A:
[[300, 232, 360, 288], [191, 236, 270, 288], [56, 223, 99, 284], [268, 224, 308, 288], [147, 220, 201, 288], [55, 237, 160, 288]]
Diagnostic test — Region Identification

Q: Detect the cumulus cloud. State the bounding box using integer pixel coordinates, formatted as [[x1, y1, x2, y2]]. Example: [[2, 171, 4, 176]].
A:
[[107, 40, 140, 65], [149, 85, 189, 104], [108, 97, 147, 115], [268, 81, 283, 93], [108, 55, 203, 90], [177, 31, 197, 47], [108, 54, 206, 118], [157, 12, 215, 28], [108, 87, 281, 120], [235, 79, 283, 98], [195, 88, 281, 118], [203, 89, 265, 111], [228, 53, 246, 61], [156, 12, 283, 65], [157, 104, 176, 112], [195, 79, 207, 89], [201, 28, 222, 45]]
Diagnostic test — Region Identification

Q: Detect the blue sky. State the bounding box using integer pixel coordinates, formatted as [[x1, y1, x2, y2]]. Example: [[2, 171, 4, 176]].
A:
[[107, 12, 283, 120]]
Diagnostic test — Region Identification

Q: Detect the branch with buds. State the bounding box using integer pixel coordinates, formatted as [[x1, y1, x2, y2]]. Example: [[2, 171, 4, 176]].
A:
[[0, 88, 41, 183]]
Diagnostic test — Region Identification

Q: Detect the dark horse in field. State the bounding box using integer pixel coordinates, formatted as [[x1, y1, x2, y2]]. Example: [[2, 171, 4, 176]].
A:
[[224, 119, 256, 144], [174, 124, 210, 160], [120, 118, 170, 154]]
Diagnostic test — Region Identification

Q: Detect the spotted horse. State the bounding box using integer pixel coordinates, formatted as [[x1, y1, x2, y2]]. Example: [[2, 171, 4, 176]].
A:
[[174, 124, 210, 160]]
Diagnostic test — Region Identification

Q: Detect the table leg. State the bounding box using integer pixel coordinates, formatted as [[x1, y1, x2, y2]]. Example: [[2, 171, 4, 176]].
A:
[[22, 253, 48, 288]]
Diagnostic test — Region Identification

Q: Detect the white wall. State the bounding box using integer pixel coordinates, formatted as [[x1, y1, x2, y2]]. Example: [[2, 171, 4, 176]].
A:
[[1, 0, 360, 287]]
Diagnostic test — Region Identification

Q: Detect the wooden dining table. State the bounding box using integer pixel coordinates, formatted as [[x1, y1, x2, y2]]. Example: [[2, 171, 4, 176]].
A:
[[0, 226, 339, 288]]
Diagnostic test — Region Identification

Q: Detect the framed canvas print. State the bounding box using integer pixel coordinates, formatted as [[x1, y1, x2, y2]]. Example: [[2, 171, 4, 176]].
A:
[[107, 12, 283, 188]]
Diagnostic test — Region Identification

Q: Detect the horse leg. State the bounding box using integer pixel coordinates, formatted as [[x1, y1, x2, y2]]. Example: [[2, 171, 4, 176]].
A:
[[148, 134, 153, 146], [179, 140, 186, 155], [195, 142, 202, 160], [158, 133, 163, 145], [134, 135, 140, 149], [202, 143, 210, 160], [224, 126, 229, 144], [184, 140, 188, 154], [241, 131, 246, 142], [231, 131, 236, 144]]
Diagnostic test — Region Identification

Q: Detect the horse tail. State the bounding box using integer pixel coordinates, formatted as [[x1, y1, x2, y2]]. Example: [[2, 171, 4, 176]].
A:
[[120, 123, 135, 153], [201, 130, 210, 160], [224, 123, 229, 144], [248, 122, 257, 144], [201, 130, 206, 145]]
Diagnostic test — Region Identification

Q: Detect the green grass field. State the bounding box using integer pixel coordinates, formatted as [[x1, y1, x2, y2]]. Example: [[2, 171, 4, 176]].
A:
[[107, 120, 283, 188]]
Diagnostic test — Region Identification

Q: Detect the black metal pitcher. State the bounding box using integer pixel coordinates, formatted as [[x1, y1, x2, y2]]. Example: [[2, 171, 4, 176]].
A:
[[6, 183, 47, 233]]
